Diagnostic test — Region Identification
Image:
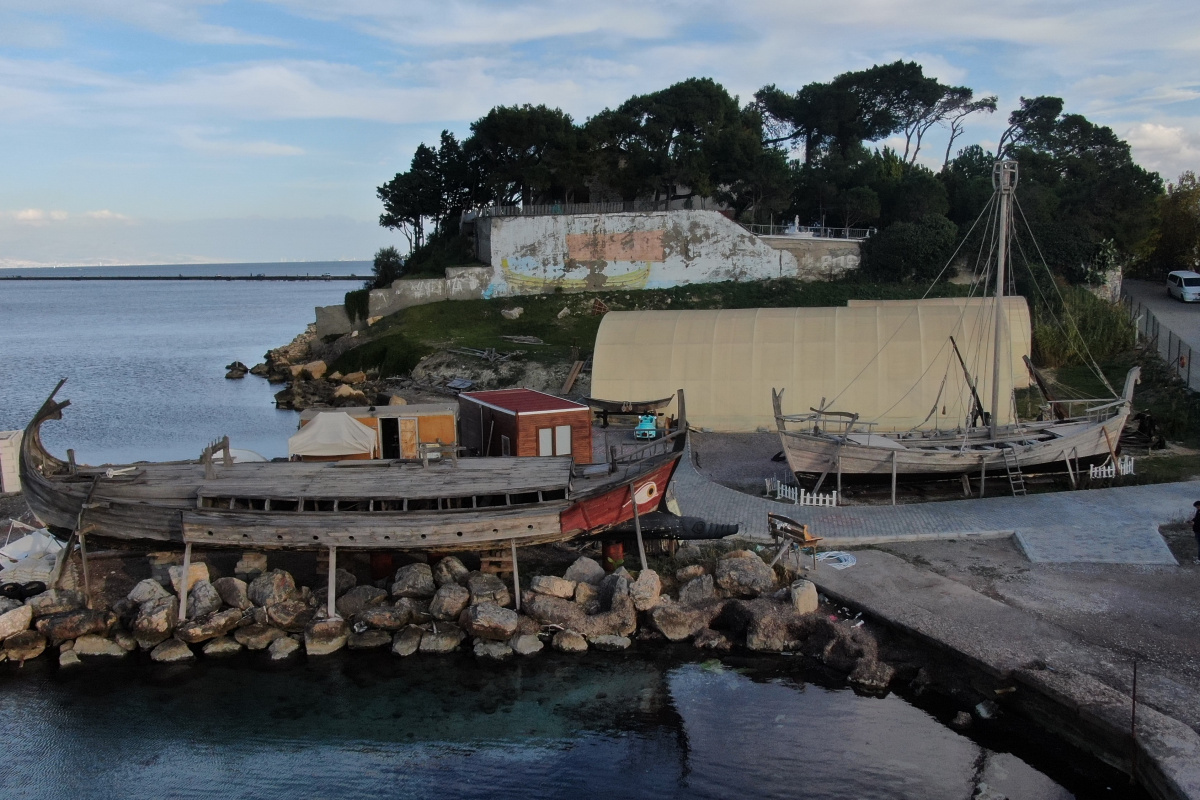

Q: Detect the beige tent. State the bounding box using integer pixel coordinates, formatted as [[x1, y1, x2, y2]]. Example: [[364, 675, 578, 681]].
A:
[[590, 299, 1032, 433], [288, 412, 378, 458]]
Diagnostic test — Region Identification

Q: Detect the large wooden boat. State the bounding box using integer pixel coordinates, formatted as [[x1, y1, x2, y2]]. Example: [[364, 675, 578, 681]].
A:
[[21, 381, 686, 552], [774, 161, 1141, 492]]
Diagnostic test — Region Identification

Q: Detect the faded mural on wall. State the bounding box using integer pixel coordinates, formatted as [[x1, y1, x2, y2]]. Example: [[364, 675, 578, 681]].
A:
[[482, 210, 857, 297], [315, 210, 862, 337]]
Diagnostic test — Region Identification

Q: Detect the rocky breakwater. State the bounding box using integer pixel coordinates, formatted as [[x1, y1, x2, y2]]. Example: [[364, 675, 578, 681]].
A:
[[0, 549, 892, 694], [242, 326, 399, 411]]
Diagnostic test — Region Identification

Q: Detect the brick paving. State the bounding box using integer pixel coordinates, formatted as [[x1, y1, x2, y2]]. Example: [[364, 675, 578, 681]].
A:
[[670, 441, 1184, 565]]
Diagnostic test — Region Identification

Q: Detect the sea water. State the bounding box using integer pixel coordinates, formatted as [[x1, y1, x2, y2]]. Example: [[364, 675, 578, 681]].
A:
[[0, 262, 365, 463], [0, 263, 1142, 798]]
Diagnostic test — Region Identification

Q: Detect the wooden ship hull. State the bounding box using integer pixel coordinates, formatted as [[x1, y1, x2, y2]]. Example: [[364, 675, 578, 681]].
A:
[[583, 396, 674, 415], [21, 381, 685, 552]]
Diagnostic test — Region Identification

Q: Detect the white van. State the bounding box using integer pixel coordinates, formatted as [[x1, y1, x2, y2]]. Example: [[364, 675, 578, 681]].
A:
[[1166, 270, 1200, 302]]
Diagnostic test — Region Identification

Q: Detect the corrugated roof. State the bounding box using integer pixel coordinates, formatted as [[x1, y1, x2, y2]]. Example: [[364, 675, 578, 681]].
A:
[[460, 388, 588, 415]]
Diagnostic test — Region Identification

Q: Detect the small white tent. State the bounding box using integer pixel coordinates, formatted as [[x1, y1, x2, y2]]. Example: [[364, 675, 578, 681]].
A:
[[287, 412, 378, 458]]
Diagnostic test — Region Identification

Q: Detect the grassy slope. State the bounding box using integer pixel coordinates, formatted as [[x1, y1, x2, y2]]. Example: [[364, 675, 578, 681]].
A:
[[332, 277, 974, 377]]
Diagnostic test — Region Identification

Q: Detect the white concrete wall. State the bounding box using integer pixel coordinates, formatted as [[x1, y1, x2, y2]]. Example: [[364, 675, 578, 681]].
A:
[[0, 430, 22, 493]]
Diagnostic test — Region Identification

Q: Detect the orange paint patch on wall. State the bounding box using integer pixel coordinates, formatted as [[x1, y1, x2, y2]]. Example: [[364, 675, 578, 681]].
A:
[[567, 230, 665, 262]]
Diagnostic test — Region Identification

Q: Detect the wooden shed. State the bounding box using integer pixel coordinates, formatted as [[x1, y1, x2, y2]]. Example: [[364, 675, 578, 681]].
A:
[[458, 389, 592, 465], [297, 403, 458, 461]]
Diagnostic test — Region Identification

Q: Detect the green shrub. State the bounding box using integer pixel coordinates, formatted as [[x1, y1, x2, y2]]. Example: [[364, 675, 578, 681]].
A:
[[1031, 287, 1135, 367]]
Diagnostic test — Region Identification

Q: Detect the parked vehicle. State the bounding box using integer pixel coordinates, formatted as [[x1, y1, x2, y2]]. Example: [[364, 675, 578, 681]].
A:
[[1166, 270, 1200, 302], [634, 413, 661, 441]]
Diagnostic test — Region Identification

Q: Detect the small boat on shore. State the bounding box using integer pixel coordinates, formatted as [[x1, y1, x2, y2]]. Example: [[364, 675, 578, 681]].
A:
[[583, 396, 674, 428], [20, 381, 687, 553]]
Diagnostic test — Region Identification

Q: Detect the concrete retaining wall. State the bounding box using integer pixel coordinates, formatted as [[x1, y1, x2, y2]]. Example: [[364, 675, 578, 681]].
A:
[[314, 210, 862, 334]]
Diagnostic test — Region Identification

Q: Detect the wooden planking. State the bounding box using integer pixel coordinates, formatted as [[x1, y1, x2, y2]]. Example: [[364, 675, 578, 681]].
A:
[[182, 503, 566, 551]]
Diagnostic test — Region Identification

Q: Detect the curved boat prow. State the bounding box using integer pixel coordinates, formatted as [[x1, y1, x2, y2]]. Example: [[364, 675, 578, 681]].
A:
[[1123, 366, 1142, 404], [22, 379, 72, 476]]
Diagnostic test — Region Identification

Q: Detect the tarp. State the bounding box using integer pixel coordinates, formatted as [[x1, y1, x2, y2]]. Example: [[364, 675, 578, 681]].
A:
[[288, 412, 378, 457], [590, 299, 1032, 433]]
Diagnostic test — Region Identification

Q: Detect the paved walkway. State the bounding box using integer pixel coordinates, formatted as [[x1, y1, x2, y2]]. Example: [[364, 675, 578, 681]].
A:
[[670, 443, 1185, 564]]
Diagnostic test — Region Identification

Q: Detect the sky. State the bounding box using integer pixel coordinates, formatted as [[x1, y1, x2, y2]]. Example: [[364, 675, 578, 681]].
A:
[[1, 0, 1198, 267]]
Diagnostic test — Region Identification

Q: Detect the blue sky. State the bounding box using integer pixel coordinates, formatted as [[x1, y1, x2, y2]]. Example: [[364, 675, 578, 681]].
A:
[[1, 0, 1198, 267]]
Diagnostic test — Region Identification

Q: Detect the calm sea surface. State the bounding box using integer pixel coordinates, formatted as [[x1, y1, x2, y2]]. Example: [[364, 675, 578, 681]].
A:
[[0, 262, 365, 463], [0, 262, 1139, 798]]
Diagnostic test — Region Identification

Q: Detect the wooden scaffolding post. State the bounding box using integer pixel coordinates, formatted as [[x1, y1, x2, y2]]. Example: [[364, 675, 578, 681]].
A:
[[78, 530, 92, 609], [511, 539, 521, 612], [179, 542, 192, 621], [979, 460, 987, 498], [327, 545, 338, 619], [890, 451, 898, 506], [630, 484, 648, 572]]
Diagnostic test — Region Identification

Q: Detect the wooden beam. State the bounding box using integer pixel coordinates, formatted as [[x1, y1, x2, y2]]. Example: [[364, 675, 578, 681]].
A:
[[630, 484, 648, 572], [327, 545, 338, 619], [890, 451, 897, 506], [79, 530, 91, 609], [511, 539, 521, 612], [179, 542, 192, 621]]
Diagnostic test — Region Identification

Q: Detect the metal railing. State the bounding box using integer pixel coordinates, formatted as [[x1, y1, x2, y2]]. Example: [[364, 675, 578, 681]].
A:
[[476, 201, 664, 218], [1123, 294, 1200, 392], [742, 223, 874, 240]]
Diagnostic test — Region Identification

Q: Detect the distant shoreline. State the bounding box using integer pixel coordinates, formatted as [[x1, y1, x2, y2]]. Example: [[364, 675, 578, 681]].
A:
[[0, 275, 365, 282]]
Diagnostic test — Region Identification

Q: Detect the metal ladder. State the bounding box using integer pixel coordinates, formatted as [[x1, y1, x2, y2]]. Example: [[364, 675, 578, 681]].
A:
[[1002, 449, 1027, 496]]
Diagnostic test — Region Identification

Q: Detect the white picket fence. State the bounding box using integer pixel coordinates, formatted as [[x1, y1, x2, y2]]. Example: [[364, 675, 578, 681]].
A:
[[765, 478, 838, 507], [1089, 455, 1135, 480]]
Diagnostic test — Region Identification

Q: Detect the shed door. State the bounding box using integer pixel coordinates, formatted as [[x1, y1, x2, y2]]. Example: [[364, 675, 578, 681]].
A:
[[538, 427, 553, 456], [400, 419, 418, 459], [555, 425, 572, 456], [380, 418, 400, 459]]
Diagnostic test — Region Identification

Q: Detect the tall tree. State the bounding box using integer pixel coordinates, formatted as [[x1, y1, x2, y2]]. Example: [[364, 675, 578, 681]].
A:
[[468, 104, 587, 206]]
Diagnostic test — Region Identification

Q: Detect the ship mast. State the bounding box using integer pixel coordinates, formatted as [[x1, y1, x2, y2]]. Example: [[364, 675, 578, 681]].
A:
[[989, 161, 1018, 439]]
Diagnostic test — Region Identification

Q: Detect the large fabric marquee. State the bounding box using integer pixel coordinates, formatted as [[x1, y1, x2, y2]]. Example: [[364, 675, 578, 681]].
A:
[[590, 298, 1032, 433]]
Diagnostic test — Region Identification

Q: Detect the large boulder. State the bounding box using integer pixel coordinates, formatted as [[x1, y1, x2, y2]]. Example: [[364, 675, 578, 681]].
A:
[[169, 563, 210, 595], [25, 590, 84, 618], [850, 659, 895, 692], [629, 569, 661, 611], [235, 553, 268, 582], [789, 579, 819, 615], [675, 564, 706, 583], [596, 571, 630, 611], [150, 638, 194, 663], [523, 592, 637, 639], [347, 630, 392, 650], [463, 602, 519, 641], [648, 599, 727, 642], [175, 608, 243, 644], [133, 596, 179, 649], [336, 585, 389, 618], [391, 564, 436, 599], [248, 570, 296, 607], [467, 573, 510, 607], [355, 604, 413, 632], [510, 633, 544, 656], [212, 577, 252, 610], [304, 618, 348, 656], [35, 609, 117, 644], [552, 629, 588, 653], [0, 597, 22, 615], [268, 636, 302, 661], [391, 626, 423, 657], [127, 578, 171, 605], [563, 557, 605, 586], [574, 582, 600, 614], [266, 600, 315, 632], [73, 634, 128, 657], [473, 639, 513, 661], [4, 630, 47, 661], [531, 575, 576, 599], [588, 634, 631, 651], [429, 584, 470, 621], [678, 574, 716, 606], [0, 603, 33, 639], [202, 636, 243, 656], [419, 625, 466, 654], [715, 551, 776, 597], [233, 623, 287, 650], [432, 556, 470, 587], [692, 628, 733, 652], [187, 580, 223, 618], [822, 626, 877, 672]]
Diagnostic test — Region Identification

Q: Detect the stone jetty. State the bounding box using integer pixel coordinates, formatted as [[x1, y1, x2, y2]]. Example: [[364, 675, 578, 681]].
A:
[[0, 546, 890, 692]]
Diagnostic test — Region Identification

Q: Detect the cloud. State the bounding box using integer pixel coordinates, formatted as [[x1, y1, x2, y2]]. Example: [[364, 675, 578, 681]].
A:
[[1124, 122, 1200, 180], [176, 127, 305, 156], [83, 209, 134, 221], [4, 0, 286, 46]]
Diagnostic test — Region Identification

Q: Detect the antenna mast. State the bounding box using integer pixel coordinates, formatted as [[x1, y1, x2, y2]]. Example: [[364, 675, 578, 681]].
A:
[[990, 160, 1018, 439]]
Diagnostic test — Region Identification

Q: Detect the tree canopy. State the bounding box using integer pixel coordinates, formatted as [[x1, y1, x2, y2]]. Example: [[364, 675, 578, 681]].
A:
[[377, 65, 1169, 286]]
